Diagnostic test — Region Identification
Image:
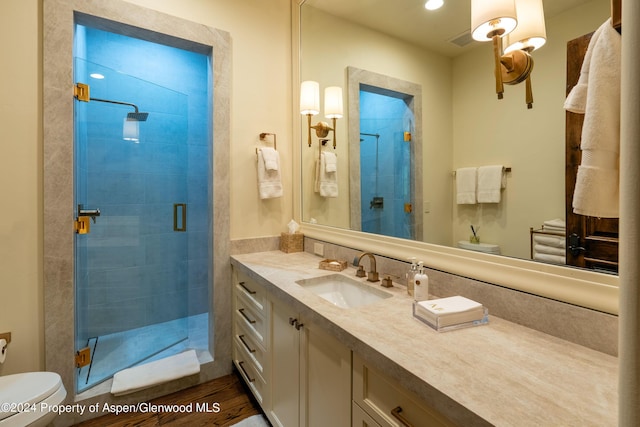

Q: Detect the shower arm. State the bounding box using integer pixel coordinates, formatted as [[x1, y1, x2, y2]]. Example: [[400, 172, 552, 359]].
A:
[[89, 97, 141, 113], [74, 83, 141, 113]]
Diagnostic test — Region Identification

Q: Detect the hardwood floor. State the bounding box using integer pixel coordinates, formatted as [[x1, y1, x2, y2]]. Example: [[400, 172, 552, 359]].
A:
[[73, 370, 265, 426]]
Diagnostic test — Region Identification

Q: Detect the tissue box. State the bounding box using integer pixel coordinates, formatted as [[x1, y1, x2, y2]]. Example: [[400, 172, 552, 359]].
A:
[[280, 232, 304, 253]]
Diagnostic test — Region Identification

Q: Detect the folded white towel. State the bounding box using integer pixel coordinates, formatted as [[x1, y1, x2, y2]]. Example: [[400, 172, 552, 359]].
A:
[[111, 350, 200, 396], [543, 218, 566, 229], [533, 235, 566, 248], [259, 147, 279, 171], [534, 244, 566, 257], [316, 153, 338, 197], [323, 151, 337, 173], [564, 19, 621, 218], [456, 167, 477, 205], [257, 148, 283, 199], [534, 253, 566, 265], [477, 165, 505, 203]]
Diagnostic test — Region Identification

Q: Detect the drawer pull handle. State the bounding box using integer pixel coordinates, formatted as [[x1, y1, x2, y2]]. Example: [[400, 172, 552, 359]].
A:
[[238, 334, 256, 353], [239, 281, 257, 295], [239, 308, 256, 324], [391, 406, 413, 427], [289, 317, 304, 330], [238, 361, 255, 382]]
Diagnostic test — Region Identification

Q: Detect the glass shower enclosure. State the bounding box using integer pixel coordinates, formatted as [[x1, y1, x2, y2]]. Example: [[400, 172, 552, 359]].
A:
[[73, 58, 206, 392]]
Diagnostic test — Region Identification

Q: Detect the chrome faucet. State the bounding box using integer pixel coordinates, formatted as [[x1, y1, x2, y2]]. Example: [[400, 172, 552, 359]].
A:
[[354, 252, 379, 282]]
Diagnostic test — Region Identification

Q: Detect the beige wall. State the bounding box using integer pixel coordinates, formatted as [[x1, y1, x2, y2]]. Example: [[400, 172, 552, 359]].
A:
[[0, 0, 293, 375]]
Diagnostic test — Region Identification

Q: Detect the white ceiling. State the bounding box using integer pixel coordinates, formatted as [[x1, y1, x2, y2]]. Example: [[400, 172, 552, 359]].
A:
[[303, 0, 596, 57]]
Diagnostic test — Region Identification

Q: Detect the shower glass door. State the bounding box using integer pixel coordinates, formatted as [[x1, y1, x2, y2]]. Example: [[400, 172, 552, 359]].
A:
[[74, 58, 190, 392]]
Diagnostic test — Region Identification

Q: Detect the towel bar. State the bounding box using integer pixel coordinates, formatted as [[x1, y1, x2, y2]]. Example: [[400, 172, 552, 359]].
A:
[[453, 166, 511, 176]]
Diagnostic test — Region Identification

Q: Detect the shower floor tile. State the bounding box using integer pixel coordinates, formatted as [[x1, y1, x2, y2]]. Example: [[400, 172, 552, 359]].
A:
[[77, 313, 208, 392]]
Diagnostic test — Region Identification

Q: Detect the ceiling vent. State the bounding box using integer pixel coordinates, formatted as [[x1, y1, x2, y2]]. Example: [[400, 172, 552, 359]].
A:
[[448, 30, 475, 47]]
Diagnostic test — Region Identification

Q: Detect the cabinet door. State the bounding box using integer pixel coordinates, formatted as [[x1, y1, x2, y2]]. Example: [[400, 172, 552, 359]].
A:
[[269, 299, 301, 427], [301, 323, 351, 427]]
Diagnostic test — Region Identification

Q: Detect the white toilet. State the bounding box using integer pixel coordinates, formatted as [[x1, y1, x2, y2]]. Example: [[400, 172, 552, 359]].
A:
[[0, 372, 67, 427], [457, 240, 501, 255]]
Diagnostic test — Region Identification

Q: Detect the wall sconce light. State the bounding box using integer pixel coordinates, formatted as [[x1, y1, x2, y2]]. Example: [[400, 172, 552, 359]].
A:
[[300, 81, 343, 148], [471, 0, 546, 108]]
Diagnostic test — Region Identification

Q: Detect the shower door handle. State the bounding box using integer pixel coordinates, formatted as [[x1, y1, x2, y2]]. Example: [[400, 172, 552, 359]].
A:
[[78, 204, 101, 222], [173, 203, 187, 232]]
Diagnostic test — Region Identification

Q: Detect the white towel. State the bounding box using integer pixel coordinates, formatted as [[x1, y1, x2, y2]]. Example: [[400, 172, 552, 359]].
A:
[[534, 244, 565, 257], [315, 153, 338, 197], [323, 151, 337, 173], [259, 147, 279, 171], [257, 148, 283, 199], [477, 165, 506, 203], [564, 19, 621, 218], [110, 350, 200, 396], [534, 235, 566, 248], [456, 167, 477, 204], [534, 253, 566, 265], [543, 218, 566, 230]]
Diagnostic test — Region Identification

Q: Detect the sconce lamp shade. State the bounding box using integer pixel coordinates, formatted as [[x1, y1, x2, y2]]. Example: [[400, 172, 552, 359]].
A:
[[471, 0, 517, 41], [300, 80, 320, 115], [324, 86, 343, 119], [504, 0, 546, 53], [123, 118, 139, 142]]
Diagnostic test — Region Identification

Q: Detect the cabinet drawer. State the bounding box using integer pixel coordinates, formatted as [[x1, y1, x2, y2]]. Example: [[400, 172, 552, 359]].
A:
[[353, 401, 382, 427], [234, 317, 266, 375], [235, 269, 266, 312], [353, 354, 456, 427], [235, 295, 266, 346], [234, 357, 266, 406]]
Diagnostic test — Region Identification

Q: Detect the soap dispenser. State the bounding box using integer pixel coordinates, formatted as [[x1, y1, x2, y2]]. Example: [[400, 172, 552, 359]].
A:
[[414, 261, 429, 302], [406, 257, 418, 296]]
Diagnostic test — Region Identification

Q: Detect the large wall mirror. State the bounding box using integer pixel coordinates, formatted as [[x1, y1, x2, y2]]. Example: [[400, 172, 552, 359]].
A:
[[294, 0, 619, 314]]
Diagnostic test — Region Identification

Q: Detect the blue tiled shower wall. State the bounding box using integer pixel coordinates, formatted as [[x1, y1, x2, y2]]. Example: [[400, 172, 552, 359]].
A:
[[360, 90, 413, 239], [74, 25, 211, 339]]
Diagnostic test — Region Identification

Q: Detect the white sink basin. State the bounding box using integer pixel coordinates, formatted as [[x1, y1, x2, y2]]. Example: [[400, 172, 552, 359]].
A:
[[296, 274, 392, 308]]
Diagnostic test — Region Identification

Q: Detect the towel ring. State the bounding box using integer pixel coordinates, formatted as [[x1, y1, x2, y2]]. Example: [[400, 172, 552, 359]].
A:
[[256, 132, 277, 156]]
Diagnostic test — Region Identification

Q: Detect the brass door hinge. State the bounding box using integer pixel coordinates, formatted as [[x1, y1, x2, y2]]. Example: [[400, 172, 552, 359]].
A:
[[75, 216, 91, 234], [75, 347, 91, 368], [404, 203, 413, 213], [74, 83, 90, 102]]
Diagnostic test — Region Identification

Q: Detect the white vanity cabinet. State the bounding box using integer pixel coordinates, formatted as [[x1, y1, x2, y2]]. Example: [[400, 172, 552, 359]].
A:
[[232, 268, 270, 407], [269, 297, 351, 427], [231, 266, 351, 427], [353, 353, 456, 427]]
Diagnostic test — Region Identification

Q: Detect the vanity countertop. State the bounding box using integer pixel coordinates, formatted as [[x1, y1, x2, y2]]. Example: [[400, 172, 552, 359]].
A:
[[231, 251, 617, 427]]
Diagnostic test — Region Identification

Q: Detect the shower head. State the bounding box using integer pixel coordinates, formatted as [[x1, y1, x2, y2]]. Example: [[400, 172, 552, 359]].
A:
[[126, 112, 149, 122]]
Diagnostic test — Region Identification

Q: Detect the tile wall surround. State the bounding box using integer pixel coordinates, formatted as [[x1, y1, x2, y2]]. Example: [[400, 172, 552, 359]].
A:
[[43, 0, 231, 424], [236, 235, 617, 357]]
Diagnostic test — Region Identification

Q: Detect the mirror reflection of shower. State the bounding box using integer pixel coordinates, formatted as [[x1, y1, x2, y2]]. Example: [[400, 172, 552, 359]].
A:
[[74, 82, 149, 142], [357, 84, 417, 240]]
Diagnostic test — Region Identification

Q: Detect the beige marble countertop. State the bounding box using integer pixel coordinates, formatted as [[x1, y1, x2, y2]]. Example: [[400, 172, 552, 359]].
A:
[[231, 251, 617, 427]]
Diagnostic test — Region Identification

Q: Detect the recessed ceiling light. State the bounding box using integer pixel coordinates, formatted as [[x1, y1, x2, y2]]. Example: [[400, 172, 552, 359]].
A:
[[90, 73, 105, 79], [425, 0, 444, 11]]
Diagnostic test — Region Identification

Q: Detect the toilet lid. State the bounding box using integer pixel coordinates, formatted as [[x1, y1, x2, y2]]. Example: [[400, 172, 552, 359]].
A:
[[0, 372, 63, 422]]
